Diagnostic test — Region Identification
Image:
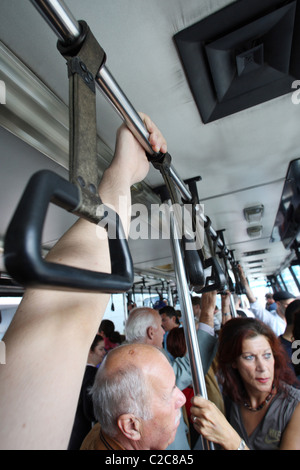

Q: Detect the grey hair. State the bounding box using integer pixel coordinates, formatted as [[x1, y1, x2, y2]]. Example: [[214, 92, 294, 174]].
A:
[[125, 307, 158, 343], [91, 354, 153, 438]]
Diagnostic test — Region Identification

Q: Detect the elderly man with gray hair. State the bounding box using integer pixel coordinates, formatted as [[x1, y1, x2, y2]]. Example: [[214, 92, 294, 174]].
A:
[[80, 343, 186, 450], [81, 298, 217, 450], [124, 297, 218, 450], [125, 303, 218, 389]]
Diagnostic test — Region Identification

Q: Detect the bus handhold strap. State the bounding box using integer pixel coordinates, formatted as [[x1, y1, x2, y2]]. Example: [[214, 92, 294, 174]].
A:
[[4, 20, 134, 293], [230, 251, 246, 295]]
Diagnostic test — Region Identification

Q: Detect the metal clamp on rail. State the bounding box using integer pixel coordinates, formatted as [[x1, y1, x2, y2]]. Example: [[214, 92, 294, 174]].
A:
[[4, 18, 134, 293]]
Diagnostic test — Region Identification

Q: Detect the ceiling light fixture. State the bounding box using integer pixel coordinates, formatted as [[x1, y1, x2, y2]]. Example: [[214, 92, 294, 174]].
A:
[[244, 204, 264, 223], [247, 226, 263, 238]]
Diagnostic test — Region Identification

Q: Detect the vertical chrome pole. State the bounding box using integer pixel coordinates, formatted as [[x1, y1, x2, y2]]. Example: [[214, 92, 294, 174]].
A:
[[229, 293, 238, 318], [123, 292, 128, 333], [168, 203, 214, 450]]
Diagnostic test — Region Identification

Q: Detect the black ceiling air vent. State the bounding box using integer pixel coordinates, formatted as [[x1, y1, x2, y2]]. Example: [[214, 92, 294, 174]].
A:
[[174, 0, 300, 123], [243, 249, 269, 257]]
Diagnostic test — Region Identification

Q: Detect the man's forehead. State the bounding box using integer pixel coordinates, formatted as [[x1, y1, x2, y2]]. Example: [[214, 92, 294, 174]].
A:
[[145, 358, 175, 393], [142, 347, 171, 372], [106, 343, 159, 368]]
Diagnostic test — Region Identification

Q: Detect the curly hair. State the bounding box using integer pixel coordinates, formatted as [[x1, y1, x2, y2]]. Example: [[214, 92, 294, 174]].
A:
[[217, 317, 297, 404]]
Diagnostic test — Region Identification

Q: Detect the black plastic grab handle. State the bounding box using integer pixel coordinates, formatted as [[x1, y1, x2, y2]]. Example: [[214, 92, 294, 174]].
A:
[[4, 170, 134, 292]]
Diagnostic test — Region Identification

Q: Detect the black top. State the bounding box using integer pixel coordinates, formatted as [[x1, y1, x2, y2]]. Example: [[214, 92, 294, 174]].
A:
[[68, 365, 97, 450]]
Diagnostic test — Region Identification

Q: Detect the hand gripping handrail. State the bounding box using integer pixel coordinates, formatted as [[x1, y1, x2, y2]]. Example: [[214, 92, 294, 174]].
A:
[[4, 6, 134, 292]]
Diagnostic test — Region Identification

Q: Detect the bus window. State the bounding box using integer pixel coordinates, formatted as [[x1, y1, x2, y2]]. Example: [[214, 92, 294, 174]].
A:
[[276, 276, 286, 291], [290, 265, 300, 292], [248, 278, 269, 305], [280, 268, 300, 296]]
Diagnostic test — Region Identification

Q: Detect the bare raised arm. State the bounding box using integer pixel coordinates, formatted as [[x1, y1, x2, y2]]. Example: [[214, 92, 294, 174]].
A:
[[199, 290, 217, 329], [238, 265, 256, 304], [221, 291, 232, 325], [0, 114, 167, 450]]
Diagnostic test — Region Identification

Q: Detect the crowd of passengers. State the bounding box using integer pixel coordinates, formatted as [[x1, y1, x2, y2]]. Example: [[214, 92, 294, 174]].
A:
[[67, 272, 300, 451], [0, 113, 299, 451]]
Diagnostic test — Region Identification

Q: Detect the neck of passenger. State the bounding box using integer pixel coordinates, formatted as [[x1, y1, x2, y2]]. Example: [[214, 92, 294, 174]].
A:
[[282, 324, 294, 342], [243, 384, 275, 409]]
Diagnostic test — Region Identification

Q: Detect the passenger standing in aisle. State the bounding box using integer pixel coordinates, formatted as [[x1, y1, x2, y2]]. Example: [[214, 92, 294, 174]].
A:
[[238, 265, 295, 336], [124, 294, 218, 450], [159, 305, 181, 360], [279, 299, 300, 366], [191, 318, 300, 450], [80, 343, 186, 450], [68, 335, 106, 450]]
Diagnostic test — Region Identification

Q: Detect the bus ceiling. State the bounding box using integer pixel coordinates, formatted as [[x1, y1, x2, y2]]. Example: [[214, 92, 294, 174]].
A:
[[1, 0, 300, 290]]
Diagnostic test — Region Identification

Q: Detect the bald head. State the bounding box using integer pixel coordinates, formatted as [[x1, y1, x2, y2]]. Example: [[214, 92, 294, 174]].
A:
[[91, 343, 171, 438], [102, 342, 166, 374], [91, 342, 186, 450]]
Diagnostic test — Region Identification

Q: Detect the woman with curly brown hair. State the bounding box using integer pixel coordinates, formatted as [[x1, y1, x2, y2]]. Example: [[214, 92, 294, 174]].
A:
[[190, 317, 300, 450]]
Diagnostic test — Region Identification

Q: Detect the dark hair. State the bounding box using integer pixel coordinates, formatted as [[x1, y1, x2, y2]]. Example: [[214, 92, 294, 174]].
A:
[[191, 296, 201, 307], [286, 299, 300, 325], [90, 335, 104, 352], [99, 319, 124, 344], [99, 319, 115, 336], [166, 327, 186, 358], [159, 306, 180, 325], [293, 311, 300, 340], [217, 318, 297, 404]]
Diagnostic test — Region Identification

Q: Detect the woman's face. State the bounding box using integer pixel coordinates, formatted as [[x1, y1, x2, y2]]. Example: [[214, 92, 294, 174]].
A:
[[233, 335, 275, 395], [93, 340, 106, 364]]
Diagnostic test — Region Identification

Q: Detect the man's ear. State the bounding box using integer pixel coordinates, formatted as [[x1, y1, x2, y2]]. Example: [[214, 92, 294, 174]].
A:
[[146, 326, 154, 340], [117, 414, 142, 441]]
